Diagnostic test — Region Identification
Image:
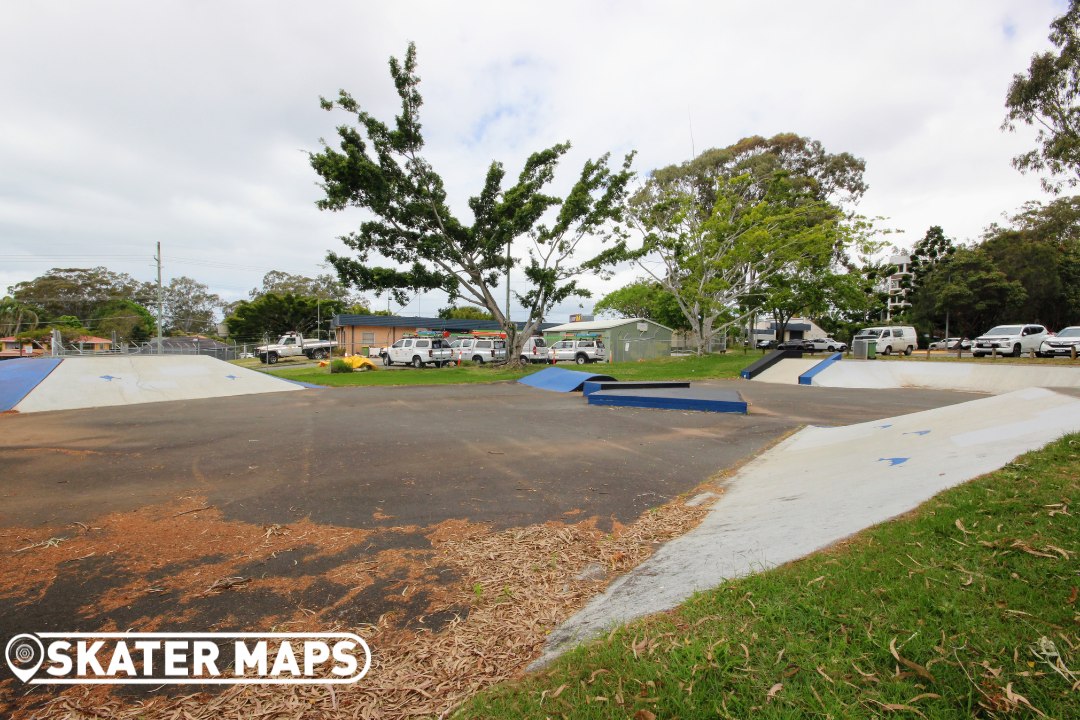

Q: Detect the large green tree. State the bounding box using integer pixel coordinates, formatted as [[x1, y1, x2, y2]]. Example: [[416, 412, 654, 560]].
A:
[[8, 267, 149, 322], [979, 196, 1080, 329], [160, 276, 222, 335], [593, 280, 690, 330], [913, 249, 1027, 338], [601, 134, 870, 354], [250, 270, 367, 306], [437, 305, 495, 321], [225, 293, 344, 342], [0, 297, 41, 337], [1004, 0, 1080, 191], [91, 299, 156, 344], [310, 43, 634, 361]]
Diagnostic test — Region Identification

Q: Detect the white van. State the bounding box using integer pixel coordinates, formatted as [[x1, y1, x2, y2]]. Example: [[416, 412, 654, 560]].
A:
[[854, 326, 917, 356], [518, 336, 549, 364]]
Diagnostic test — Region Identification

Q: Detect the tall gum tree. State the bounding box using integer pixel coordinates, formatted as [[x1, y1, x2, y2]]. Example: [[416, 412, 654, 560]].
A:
[[310, 43, 634, 358], [594, 135, 870, 354]]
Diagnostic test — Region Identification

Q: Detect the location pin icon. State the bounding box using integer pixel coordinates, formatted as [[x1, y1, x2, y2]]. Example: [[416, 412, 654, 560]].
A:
[[5, 634, 45, 683]]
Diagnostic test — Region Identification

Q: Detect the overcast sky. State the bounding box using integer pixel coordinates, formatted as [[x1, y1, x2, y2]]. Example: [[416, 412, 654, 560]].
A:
[[0, 1, 1067, 322]]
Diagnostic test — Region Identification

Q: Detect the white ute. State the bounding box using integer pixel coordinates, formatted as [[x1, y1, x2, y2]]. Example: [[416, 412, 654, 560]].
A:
[[548, 335, 608, 364], [256, 332, 337, 364], [383, 334, 454, 368]]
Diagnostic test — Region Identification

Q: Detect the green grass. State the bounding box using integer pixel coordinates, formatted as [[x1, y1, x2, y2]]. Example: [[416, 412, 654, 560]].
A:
[[263, 352, 758, 387], [457, 436, 1080, 719]]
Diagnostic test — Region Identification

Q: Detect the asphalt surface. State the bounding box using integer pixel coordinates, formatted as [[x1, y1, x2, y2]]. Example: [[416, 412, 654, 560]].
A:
[[0, 380, 974, 531]]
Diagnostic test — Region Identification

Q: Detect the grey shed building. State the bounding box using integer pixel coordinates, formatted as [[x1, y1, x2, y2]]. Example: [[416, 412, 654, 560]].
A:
[[544, 318, 673, 363]]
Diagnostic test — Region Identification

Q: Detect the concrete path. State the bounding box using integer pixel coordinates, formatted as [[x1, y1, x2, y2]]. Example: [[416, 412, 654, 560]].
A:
[[810, 358, 1080, 393], [12, 355, 302, 413], [532, 387, 1080, 667]]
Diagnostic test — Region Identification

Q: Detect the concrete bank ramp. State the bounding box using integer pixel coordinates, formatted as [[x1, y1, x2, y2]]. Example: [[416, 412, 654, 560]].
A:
[[9, 356, 303, 413], [750, 357, 821, 385], [532, 387, 1080, 667], [810, 359, 1080, 394]]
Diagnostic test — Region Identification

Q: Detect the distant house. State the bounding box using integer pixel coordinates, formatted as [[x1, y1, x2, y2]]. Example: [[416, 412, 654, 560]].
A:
[[331, 315, 558, 356], [751, 317, 829, 343], [885, 253, 913, 320], [0, 336, 45, 359], [543, 318, 674, 362], [71, 335, 113, 353]]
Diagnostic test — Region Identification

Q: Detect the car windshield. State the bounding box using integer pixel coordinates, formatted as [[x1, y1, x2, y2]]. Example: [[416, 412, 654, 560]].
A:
[[1057, 327, 1080, 337], [854, 330, 880, 338], [986, 326, 1022, 335]]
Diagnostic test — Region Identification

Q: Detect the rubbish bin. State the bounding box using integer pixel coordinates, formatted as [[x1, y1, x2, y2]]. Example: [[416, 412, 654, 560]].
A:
[[853, 339, 877, 360]]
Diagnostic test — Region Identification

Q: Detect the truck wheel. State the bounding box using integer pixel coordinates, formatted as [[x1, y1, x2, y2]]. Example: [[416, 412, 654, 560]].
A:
[[472, 355, 484, 364], [575, 354, 588, 365], [383, 354, 392, 366], [312, 349, 327, 360], [520, 355, 529, 365], [412, 356, 423, 369], [905, 346, 913, 356], [1013, 343, 1022, 357], [881, 345, 891, 356], [267, 353, 278, 364]]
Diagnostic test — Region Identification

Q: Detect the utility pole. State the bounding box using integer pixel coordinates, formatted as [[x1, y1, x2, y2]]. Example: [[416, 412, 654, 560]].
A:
[[155, 241, 164, 355]]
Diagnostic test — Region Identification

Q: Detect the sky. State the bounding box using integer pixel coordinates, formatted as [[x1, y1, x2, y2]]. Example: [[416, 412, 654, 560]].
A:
[[0, 0, 1069, 323]]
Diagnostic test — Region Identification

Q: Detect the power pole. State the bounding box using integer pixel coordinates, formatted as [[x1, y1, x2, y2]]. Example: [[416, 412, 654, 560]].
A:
[[155, 242, 164, 355]]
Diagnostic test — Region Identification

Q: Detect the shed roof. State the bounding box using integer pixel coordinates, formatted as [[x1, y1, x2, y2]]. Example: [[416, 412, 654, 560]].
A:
[[544, 318, 673, 333], [332, 314, 557, 333]]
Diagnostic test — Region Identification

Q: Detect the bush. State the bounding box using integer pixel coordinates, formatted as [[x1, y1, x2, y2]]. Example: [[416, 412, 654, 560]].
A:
[[330, 359, 353, 374]]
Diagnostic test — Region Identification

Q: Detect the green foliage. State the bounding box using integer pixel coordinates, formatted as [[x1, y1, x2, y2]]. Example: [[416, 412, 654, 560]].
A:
[[91, 298, 156, 344], [8, 267, 150, 322], [329, 359, 353, 374], [0, 296, 41, 336], [901, 225, 956, 294], [1004, 0, 1080, 191], [610, 136, 871, 354], [911, 248, 1026, 338], [225, 293, 345, 341], [162, 276, 222, 335], [593, 280, 689, 330], [310, 43, 634, 358], [438, 305, 495, 321], [250, 270, 368, 307]]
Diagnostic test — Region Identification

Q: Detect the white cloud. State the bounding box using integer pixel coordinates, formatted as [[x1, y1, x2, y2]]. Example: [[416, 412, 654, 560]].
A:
[[0, 0, 1066, 319]]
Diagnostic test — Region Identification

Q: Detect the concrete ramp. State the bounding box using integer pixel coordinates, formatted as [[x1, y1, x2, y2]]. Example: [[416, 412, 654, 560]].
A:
[[533, 387, 1080, 666], [810, 360, 1080, 394], [518, 367, 615, 393], [10, 356, 303, 413], [750, 357, 821, 385]]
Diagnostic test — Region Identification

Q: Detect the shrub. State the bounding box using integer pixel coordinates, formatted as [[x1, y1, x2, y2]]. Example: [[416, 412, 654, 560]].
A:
[[330, 359, 353, 374]]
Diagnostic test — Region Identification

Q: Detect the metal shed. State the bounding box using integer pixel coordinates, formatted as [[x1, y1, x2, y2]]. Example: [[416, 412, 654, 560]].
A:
[[544, 318, 674, 363]]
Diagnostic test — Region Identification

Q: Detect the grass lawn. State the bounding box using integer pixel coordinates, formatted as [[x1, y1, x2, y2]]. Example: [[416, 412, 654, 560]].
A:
[[263, 352, 760, 387], [456, 435, 1080, 719]]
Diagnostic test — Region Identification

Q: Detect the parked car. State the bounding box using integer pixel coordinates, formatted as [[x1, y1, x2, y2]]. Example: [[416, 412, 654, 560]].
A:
[[549, 336, 608, 364], [256, 332, 337, 364], [383, 335, 454, 368], [755, 338, 777, 350], [1038, 326, 1080, 357], [972, 324, 1048, 358], [449, 334, 507, 364], [853, 326, 917, 356], [807, 337, 848, 352], [518, 336, 549, 364], [776, 339, 813, 351], [928, 337, 971, 351]]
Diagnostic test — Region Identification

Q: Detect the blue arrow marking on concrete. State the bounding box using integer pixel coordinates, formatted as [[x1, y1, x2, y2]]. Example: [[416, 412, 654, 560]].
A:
[[99, 375, 120, 382], [904, 430, 931, 436], [877, 457, 909, 466], [876, 423, 893, 429], [225, 375, 239, 380]]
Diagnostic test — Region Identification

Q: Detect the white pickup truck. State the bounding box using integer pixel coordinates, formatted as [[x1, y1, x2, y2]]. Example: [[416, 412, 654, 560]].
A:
[[256, 333, 337, 364], [548, 337, 608, 364], [383, 335, 455, 368]]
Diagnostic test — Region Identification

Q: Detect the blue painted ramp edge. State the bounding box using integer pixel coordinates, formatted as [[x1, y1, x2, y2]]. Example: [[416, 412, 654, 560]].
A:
[[518, 367, 616, 393], [588, 391, 747, 414], [798, 353, 843, 386], [0, 358, 64, 412]]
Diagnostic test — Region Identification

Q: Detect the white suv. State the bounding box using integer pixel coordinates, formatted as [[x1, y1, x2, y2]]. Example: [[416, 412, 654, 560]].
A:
[[449, 336, 507, 364], [807, 337, 848, 352], [1038, 326, 1080, 357], [549, 338, 607, 364], [972, 324, 1048, 358]]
